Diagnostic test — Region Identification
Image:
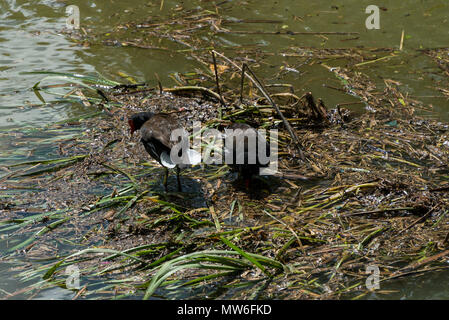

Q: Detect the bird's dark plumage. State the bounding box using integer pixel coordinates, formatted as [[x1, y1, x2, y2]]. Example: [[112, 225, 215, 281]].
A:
[[140, 113, 181, 165], [128, 112, 185, 191], [225, 123, 270, 187]]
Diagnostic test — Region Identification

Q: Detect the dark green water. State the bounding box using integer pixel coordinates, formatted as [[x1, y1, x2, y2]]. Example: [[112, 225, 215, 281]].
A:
[[0, 0, 448, 299]]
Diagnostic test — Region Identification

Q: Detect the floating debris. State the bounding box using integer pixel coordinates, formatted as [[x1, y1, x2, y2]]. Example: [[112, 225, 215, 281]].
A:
[[1, 12, 449, 300]]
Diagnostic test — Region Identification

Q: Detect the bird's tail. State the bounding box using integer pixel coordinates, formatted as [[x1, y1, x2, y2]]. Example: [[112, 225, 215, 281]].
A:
[[161, 149, 202, 168], [160, 151, 176, 168]]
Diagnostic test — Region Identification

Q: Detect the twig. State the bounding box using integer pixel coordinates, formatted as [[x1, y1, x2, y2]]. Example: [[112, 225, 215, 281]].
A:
[[164, 86, 223, 102], [239, 63, 247, 104], [398, 203, 440, 235], [154, 73, 163, 94], [96, 89, 109, 103], [216, 30, 359, 36], [399, 29, 405, 51], [389, 249, 449, 280], [354, 54, 396, 67], [211, 50, 226, 118], [72, 285, 87, 300]]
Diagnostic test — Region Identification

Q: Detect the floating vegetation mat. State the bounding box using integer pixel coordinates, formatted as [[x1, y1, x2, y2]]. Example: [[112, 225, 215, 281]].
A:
[[1, 41, 449, 300]]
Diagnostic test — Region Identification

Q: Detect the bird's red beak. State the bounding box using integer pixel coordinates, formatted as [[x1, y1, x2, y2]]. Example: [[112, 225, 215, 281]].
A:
[[128, 119, 135, 136]]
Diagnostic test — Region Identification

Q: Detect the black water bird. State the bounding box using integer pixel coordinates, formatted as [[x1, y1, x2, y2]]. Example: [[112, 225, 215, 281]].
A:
[[224, 122, 271, 188], [128, 111, 200, 191]]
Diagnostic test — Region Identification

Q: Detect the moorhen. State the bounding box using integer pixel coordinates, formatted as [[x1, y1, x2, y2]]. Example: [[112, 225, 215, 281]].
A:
[[128, 111, 200, 191], [224, 122, 271, 188]]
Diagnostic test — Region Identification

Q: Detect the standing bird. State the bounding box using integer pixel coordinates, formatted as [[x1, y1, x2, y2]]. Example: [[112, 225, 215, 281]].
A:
[[224, 122, 271, 188], [128, 112, 200, 191]]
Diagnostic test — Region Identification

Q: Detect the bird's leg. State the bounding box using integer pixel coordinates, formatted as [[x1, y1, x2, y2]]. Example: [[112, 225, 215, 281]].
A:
[[176, 166, 182, 192], [163, 167, 169, 191], [244, 178, 250, 190]]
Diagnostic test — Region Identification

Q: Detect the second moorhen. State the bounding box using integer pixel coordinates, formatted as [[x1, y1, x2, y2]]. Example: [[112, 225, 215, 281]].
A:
[[224, 122, 271, 188], [128, 111, 200, 191]]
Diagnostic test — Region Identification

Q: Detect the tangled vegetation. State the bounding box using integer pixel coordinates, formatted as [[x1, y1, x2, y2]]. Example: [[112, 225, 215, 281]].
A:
[[1, 4, 449, 300]]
